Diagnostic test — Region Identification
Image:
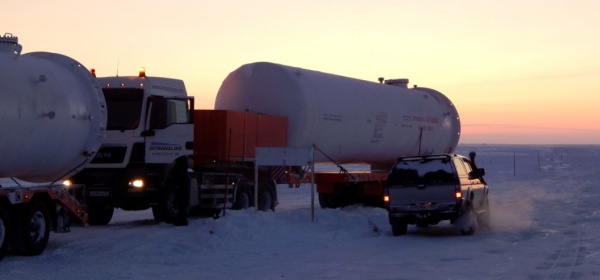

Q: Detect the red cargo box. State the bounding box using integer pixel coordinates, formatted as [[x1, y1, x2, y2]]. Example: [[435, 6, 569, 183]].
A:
[[194, 110, 287, 164]]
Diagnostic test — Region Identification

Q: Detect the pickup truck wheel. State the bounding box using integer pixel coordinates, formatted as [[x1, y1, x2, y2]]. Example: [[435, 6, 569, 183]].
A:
[[391, 223, 408, 236], [0, 206, 9, 261], [477, 197, 491, 229], [10, 201, 51, 256], [87, 204, 114, 225], [459, 206, 477, 235]]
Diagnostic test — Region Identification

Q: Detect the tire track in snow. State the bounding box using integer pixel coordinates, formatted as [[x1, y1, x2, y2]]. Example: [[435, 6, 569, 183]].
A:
[[527, 157, 600, 280]]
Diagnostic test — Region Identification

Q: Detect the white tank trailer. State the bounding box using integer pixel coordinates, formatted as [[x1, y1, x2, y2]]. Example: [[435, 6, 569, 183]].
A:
[[216, 62, 460, 167], [0, 34, 106, 182]]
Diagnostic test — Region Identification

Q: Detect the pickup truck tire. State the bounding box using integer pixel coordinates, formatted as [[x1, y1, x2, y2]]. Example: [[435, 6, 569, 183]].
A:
[[477, 197, 491, 229], [391, 222, 408, 236], [10, 200, 51, 256], [0, 206, 9, 261], [87, 204, 114, 225], [459, 205, 477, 236]]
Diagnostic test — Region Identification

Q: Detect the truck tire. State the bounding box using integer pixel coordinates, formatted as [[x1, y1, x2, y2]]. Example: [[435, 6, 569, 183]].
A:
[[318, 193, 329, 208], [391, 222, 408, 236], [0, 206, 9, 261], [87, 204, 114, 225], [154, 184, 178, 224], [10, 201, 51, 256], [318, 193, 340, 209], [233, 188, 252, 210], [258, 181, 276, 211], [258, 189, 274, 211]]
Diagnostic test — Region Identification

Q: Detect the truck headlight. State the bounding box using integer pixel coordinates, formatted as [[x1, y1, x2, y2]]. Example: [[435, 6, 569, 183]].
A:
[[129, 179, 144, 188], [63, 179, 73, 187]]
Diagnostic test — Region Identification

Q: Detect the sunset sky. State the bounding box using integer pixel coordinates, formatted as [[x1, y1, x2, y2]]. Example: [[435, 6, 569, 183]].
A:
[[4, 0, 599, 144]]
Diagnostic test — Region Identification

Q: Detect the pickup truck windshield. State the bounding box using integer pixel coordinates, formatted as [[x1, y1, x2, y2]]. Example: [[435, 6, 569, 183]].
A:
[[387, 158, 455, 185]]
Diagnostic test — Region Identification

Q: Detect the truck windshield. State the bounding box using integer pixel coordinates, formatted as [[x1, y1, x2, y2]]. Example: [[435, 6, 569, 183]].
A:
[[387, 157, 455, 185], [103, 88, 144, 130]]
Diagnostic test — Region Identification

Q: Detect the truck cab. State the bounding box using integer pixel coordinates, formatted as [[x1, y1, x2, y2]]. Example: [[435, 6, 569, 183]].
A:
[[70, 70, 194, 224]]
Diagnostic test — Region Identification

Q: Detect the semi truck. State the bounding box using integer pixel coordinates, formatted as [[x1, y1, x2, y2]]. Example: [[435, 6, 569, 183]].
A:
[[69, 62, 461, 225], [0, 33, 106, 260], [68, 68, 286, 225]]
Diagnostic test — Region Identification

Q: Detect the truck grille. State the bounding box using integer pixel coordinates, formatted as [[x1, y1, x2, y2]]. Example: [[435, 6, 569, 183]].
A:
[[91, 146, 127, 164]]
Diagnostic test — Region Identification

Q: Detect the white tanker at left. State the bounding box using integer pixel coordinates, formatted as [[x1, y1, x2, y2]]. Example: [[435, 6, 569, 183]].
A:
[[0, 33, 107, 261]]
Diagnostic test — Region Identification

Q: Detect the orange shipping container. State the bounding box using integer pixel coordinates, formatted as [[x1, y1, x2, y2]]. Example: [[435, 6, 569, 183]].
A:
[[193, 110, 288, 164]]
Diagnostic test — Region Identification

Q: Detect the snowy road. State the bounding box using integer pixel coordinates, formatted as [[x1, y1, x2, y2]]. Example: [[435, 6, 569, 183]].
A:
[[1, 145, 600, 279]]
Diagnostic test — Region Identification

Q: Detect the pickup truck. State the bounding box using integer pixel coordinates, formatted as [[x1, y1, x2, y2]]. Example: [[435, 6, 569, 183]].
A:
[[383, 153, 489, 236]]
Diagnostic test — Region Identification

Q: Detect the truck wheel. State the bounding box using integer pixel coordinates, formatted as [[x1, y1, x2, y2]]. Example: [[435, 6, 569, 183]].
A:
[[0, 206, 9, 261], [318, 193, 340, 209], [318, 193, 329, 208], [87, 204, 114, 225], [10, 201, 51, 256], [391, 223, 408, 236], [233, 188, 252, 210], [258, 189, 274, 211], [155, 185, 179, 224]]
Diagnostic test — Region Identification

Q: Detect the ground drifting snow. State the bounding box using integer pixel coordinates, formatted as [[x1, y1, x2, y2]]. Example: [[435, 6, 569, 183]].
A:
[[1, 144, 600, 279]]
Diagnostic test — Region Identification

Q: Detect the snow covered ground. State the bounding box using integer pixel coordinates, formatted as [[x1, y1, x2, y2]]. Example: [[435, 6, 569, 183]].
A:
[[1, 144, 600, 279]]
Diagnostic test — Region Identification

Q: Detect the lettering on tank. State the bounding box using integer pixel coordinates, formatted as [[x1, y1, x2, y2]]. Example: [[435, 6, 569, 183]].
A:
[[401, 115, 440, 131], [370, 112, 388, 143]]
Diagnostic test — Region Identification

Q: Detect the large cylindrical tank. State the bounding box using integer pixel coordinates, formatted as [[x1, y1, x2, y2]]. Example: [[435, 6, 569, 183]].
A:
[[215, 62, 460, 166], [0, 34, 106, 182]]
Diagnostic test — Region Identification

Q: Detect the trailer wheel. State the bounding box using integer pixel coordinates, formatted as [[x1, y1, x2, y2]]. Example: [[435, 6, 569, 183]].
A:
[[258, 189, 274, 211], [233, 188, 252, 210], [391, 222, 408, 236], [0, 206, 9, 261], [318, 193, 340, 209], [258, 181, 276, 211], [10, 201, 51, 256], [87, 204, 114, 225]]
